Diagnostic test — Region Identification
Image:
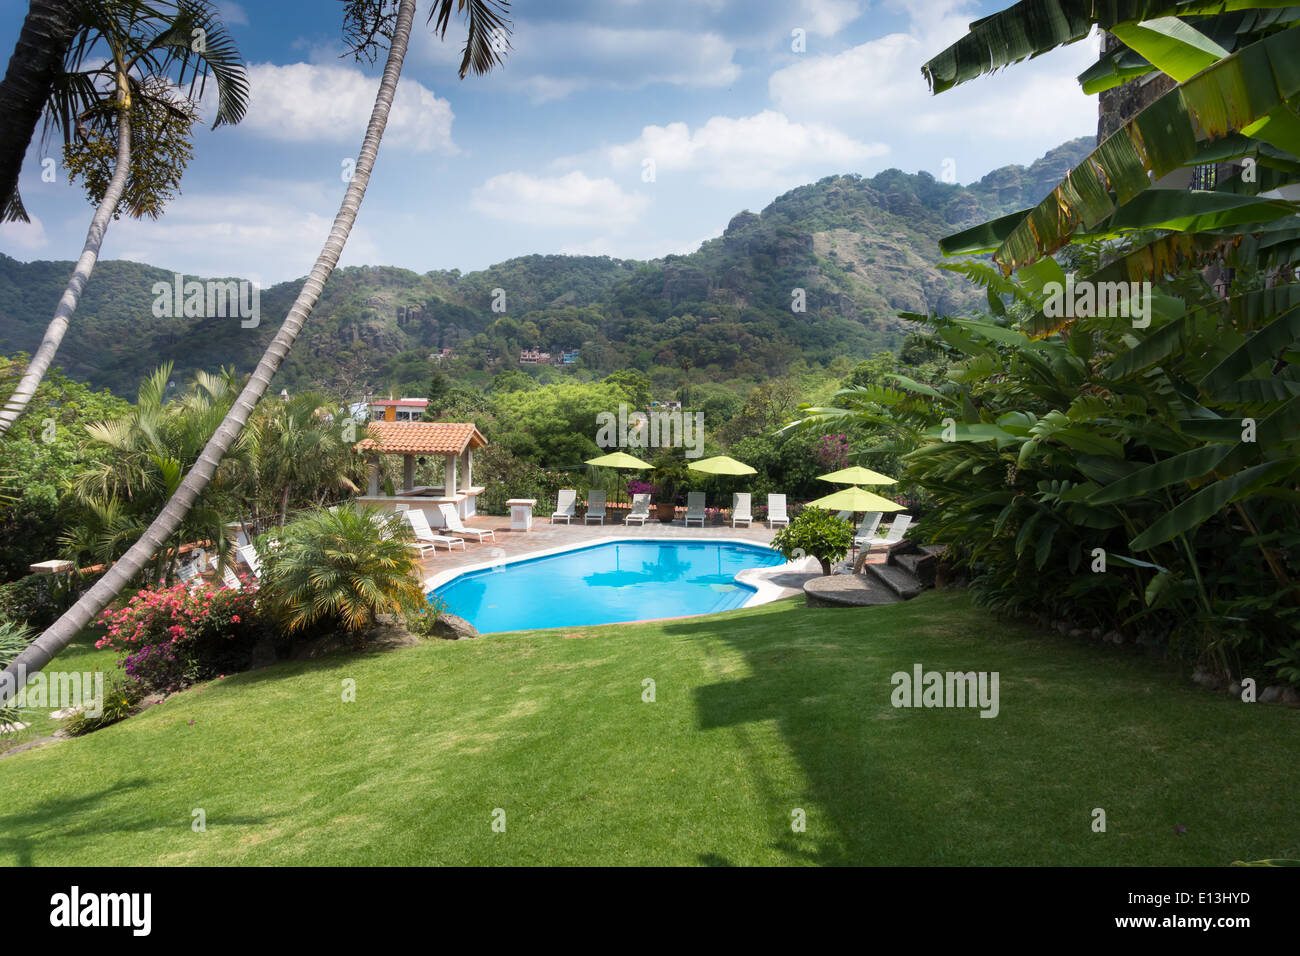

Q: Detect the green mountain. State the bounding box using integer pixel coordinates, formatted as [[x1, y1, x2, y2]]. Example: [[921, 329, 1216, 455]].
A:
[[0, 137, 1092, 397]]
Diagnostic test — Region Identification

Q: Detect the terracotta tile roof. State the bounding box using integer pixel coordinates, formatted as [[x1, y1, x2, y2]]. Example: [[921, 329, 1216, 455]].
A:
[[356, 421, 487, 456]]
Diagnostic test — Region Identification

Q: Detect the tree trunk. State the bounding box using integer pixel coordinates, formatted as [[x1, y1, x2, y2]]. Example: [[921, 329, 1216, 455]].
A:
[[0, 73, 132, 437], [1, 0, 418, 696], [0, 0, 79, 221]]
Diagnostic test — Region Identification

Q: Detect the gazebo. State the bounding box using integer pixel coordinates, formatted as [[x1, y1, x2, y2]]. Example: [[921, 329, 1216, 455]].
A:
[[355, 421, 488, 528]]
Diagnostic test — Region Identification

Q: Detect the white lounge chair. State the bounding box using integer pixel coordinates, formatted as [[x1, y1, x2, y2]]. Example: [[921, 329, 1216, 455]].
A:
[[237, 544, 262, 578], [683, 491, 707, 527], [404, 509, 466, 552], [437, 503, 496, 542], [584, 490, 607, 525], [551, 489, 577, 524], [624, 493, 651, 526], [732, 493, 752, 528], [867, 514, 912, 550], [853, 512, 883, 548], [220, 566, 243, 590], [767, 494, 789, 528], [835, 510, 852, 522]]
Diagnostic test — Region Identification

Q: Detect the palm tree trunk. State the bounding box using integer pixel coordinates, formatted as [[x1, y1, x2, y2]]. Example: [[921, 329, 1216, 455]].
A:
[[0, 0, 80, 222], [0, 74, 132, 437], [1, 0, 418, 693]]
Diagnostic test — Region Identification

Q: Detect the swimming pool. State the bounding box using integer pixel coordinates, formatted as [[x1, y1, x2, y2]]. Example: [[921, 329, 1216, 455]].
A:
[[430, 539, 786, 634]]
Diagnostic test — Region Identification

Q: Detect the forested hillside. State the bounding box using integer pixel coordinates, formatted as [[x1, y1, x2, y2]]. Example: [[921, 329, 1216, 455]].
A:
[[0, 138, 1091, 397]]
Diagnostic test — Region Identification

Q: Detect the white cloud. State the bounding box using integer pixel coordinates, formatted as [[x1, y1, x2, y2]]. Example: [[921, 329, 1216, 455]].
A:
[[107, 180, 380, 285], [605, 110, 888, 189], [769, 1, 1099, 152], [414, 22, 740, 102], [240, 62, 457, 153], [215, 2, 248, 27], [0, 213, 48, 252], [799, 0, 866, 37], [470, 171, 650, 229]]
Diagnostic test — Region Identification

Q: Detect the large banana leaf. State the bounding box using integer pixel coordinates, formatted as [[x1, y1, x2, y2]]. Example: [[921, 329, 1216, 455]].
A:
[[922, 0, 1299, 93], [1129, 457, 1300, 548], [1089, 443, 1233, 503], [1078, 7, 1300, 93], [1110, 16, 1228, 81], [1200, 298, 1300, 388], [989, 24, 1300, 270]]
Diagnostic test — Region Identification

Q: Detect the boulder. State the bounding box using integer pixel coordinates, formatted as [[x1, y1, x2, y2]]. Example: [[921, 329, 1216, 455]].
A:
[[1260, 686, 1283, 703], [432, 613, 479, 641]]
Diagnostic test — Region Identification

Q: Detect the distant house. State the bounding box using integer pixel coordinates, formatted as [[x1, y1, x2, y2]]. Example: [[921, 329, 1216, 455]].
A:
[[520, 349, 551, 365], [560, 349, 580, 365], [367, 398, 429, 422], [649, 400, 682, 411], [433, 348, 456, 362]]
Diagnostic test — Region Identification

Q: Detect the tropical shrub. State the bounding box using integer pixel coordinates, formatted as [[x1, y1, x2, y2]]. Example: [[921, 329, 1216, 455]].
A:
[[405, 592, 450, 640], [259, 504, 426, 639], [772, 507, 854, 575], [96, 581, 265, 692], [62, 676, 144, 736], [0, 621, 33, 729]]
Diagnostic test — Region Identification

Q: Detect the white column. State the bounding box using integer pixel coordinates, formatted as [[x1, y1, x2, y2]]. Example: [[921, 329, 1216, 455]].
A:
[[444, 454, 457, 496], [403, 454, 415, 493]]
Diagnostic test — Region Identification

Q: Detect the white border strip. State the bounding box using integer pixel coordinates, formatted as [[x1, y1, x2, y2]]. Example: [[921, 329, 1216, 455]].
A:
[[422, 535, 817, 611]]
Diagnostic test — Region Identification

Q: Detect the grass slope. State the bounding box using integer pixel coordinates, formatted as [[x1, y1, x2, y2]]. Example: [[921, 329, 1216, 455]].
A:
[[1, 590, 1296, 866]]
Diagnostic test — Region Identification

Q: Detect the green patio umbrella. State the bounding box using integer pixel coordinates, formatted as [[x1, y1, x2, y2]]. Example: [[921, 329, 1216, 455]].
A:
[[584, 451, 654, 508], [585, 452, 655, 469], [817, 465, 897, 486], [687, 455, 757, 476], [806, 485, 903, 512]]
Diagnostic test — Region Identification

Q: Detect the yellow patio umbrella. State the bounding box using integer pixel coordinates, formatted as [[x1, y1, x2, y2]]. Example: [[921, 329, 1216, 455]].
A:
[[817, 465, 896, 486], [805, 485, 903, 512], [687, 455, 757, 476], [585, 451, 654, 508], [585, 452, 654, 470]]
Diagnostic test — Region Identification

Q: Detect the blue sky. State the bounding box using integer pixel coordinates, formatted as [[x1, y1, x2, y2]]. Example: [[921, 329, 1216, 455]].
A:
[[0, 0, 1101, 286]]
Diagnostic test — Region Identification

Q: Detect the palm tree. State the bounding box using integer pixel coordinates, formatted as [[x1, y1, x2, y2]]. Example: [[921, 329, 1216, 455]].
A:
[[60, 364, 247, 583], [0, 0, 80, 222], [250, 391, 360, 528], [0, 0, 247, 438], [3, 0, 510, 690], [260, 504, 426, 636]]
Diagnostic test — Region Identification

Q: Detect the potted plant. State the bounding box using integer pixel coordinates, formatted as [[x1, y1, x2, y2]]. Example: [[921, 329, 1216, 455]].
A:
[[651, 453, 687, 523]]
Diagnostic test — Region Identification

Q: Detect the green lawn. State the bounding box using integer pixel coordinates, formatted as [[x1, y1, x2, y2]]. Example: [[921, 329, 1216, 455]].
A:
[[1, 589, 1296, 865]]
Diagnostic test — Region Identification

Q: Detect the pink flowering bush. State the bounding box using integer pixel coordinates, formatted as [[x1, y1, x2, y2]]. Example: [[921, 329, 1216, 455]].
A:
[[96, 579, 267, 692]]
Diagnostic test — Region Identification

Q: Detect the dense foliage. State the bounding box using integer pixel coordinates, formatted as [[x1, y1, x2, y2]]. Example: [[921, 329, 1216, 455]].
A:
[[771, 508, 855, 576]]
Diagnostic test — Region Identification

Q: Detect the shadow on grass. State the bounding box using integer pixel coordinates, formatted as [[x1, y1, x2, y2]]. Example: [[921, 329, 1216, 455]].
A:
[[665, 597, 941, 866], [0, 778, 156, 866]]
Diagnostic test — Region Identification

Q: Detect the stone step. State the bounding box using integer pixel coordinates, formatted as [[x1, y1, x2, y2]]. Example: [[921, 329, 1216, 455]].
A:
[[804, 573, 902, 608], [892, 550, 937, 587], [866, 562, 925, 600]]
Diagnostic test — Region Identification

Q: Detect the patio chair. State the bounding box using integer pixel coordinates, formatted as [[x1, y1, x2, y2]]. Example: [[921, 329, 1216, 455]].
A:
[[237, 544, 262, 578], [732, 493, 753, 528], [767, 494, 790, 529], [624, 493, 652, 526], [853, 512, 884, 548], [220, 565, 243, 591], [552, 488, 577, 524], [683, 491, 707, 527], [584, 489, 607, 525], [867, 514, 912, 550], [404, 509, 467, 552], [437, 503, 496, 543]]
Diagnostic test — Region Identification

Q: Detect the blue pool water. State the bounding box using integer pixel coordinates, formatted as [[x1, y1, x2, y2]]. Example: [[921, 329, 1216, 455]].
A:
[[431, 540, 785, 634]]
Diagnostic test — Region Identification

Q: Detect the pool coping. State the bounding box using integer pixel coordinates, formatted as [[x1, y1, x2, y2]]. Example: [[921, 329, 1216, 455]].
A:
[[421, 535, 820, 614]]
